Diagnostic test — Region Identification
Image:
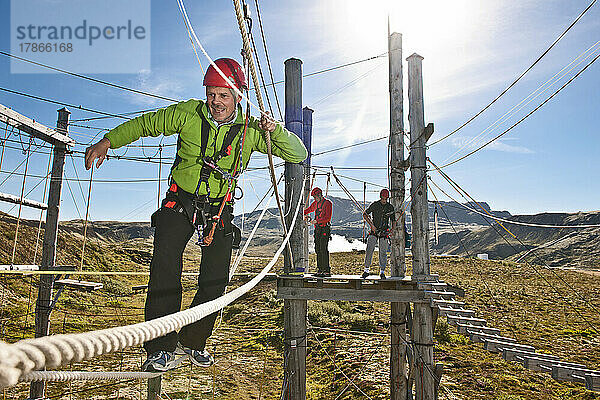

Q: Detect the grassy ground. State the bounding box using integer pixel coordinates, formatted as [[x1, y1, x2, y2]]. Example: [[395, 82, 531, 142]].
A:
[[1, 217, 599, 399]]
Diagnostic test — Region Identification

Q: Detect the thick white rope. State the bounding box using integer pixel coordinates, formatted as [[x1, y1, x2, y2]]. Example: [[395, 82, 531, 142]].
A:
[[20, 370, 162, 382], [0, 186, 304, 389]]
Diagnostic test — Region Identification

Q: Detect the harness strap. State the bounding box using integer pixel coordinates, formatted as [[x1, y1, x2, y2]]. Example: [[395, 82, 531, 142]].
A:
[[195, 110, 243, 197]]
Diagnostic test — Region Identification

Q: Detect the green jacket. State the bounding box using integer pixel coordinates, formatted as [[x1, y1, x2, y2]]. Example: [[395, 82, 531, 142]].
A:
[[105, 99, 308, 198]]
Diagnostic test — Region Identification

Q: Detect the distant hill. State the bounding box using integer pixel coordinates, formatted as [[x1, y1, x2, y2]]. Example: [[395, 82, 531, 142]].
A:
[[4, 197, 597, 268], [233, 196, 511, 240], [433, 211, 600, 268]]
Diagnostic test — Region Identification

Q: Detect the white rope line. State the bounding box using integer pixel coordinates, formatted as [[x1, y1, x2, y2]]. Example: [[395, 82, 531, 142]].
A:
[[20, 370, 162, 382], [0, 185, 304, 389], [230, 190, 274, 279]]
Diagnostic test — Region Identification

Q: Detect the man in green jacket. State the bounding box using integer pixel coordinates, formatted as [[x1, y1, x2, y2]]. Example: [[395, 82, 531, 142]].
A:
[[85, 58, 308, 372]]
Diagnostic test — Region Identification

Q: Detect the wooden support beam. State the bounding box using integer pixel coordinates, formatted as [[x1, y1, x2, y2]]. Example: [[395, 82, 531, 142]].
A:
[[483, 339, 535, 353], [0, 191, 47, 210], [284, 57, 305, 274], [585, 374, 600, 392], [283, 57, 307, 400], [456, 323, 500, 336], [438, 307, 475, 318], [147, 376, 161, 400], [552, 365, 600, 383], [444, 283, 465, 298], [423, 123, 435, 142], [30, 107, 70, 399], [502, 348, 560, 363], [433, 363, 443, 399], [502, 348, 560, 362], [431, 299, 465, 309], [446, 315, 486, 327], [407, 52, 430, 280], [468, 330, 516, 344], [521, 356, 586, 372], [418, 282, 447, 291], [388, 31, 409, 400], [0, 104, 75, 146], [277, 286, 427, 303], [425, 291, 456, 300], [54, 278, 103, 292]]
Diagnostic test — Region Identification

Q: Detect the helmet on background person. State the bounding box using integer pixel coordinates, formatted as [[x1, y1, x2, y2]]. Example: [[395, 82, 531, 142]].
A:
[[311, 187, 323, 197], [203, 58, 248, 91], [380, 188, 390, 198]]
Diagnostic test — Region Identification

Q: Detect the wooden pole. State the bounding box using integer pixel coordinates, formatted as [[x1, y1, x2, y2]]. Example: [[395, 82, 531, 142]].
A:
[[407, 54, 432, 279], [388, 32, 409, 400], [283, 57, 307, 400], [147, 376, 161, 400], [407, 53, 436, 400], [284, 58, 305, 274], [302, 106, 313, 273], [30, 107, 70, 399]]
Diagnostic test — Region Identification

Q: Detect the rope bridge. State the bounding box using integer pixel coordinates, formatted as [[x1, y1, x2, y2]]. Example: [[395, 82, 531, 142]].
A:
[[0, 185, 303, 388]]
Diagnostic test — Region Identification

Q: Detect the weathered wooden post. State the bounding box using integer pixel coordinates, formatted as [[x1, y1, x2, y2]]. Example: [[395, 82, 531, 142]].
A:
[[30, 107, 70, 399], [302, 106, 313, 273], [283, 57, 307, 400], [388, 32, 410, 400], [407, 53, 436, 400], [147, 376, 161, 400]]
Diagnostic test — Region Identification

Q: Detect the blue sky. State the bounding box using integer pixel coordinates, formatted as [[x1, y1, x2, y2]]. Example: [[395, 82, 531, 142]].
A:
[[0, 0, 599, 223]]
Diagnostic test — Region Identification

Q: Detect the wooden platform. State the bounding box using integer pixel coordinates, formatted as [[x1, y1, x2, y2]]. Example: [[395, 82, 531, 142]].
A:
[[276, 274, 428, 302], [54, 279, 103, 292]]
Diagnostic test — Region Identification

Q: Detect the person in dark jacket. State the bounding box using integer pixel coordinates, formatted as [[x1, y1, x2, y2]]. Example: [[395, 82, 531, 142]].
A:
[[303, 187, 333, 277], [85, 58, 308, 372], [362, 189, 395, 279]]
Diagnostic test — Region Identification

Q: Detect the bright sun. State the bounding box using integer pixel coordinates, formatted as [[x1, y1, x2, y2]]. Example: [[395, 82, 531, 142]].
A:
[[318, 0, 480, 59]]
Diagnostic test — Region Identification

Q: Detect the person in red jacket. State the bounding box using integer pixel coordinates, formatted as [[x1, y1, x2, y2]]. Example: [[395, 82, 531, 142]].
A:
[[303, 187, 333, 277]]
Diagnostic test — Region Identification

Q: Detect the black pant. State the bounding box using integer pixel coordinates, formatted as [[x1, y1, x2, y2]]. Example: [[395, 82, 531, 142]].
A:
[[314, 224, 330, 273], [144, 198, 233, 355]]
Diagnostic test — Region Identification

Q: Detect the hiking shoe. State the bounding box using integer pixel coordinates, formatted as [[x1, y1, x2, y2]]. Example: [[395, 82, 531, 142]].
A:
[[176, 343, 214, 367], [380, 272, 386, 280], [361, 271, 370, 279], [142, 351, 182, 372]]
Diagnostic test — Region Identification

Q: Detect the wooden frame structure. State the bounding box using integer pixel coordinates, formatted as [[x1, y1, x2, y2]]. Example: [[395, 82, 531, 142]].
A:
[[279, 33, 440, 400], [0, 104, 73, 398]]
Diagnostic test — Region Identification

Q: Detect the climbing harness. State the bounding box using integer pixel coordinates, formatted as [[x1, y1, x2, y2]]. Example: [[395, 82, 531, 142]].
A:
[[195, 87, 251, 247], [313, 198, 331, 228]]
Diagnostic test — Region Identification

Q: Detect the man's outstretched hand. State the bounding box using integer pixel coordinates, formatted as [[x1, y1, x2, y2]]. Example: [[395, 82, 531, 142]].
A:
[[258, 111, 276, 133], [85, 138, 111, 170]]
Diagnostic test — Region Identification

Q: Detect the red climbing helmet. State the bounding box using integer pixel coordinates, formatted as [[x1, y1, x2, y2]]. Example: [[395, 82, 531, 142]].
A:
[[380, 188, 390, 198], [311, 187, 323, 197], [203, 58, 248, 91]]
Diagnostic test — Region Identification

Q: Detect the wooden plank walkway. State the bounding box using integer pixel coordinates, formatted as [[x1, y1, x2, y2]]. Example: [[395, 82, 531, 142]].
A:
[[54, 279, 103, 292], [425, 279, 600, 392]]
